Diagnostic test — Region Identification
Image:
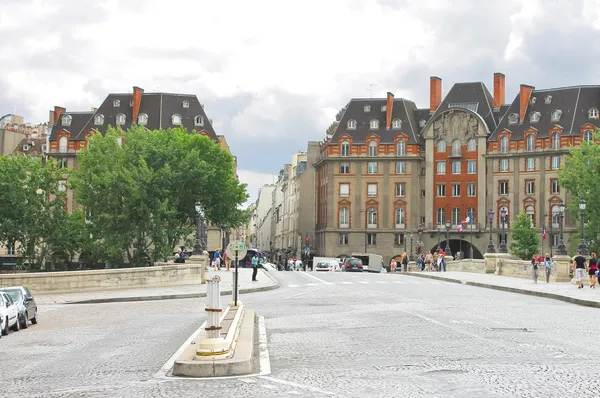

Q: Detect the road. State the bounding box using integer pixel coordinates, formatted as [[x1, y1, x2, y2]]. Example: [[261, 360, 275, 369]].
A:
[[2, 270, 600, 397]]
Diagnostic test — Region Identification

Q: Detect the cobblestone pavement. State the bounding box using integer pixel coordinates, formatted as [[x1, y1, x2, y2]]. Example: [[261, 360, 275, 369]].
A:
[[3, 270, 600, 397]]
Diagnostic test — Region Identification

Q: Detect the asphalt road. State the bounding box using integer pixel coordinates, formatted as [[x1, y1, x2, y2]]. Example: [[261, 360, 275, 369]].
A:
[[2, 270, 600, 397]]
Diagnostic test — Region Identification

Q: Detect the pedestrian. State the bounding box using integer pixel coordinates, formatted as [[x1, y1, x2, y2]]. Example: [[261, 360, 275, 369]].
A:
[[572, 250, 587, 289], [543, 253, 552, 283], [401, 252, 408, 272], [530, 253, 539, 283], [588, 252, 598, 288], [418, 254, 425, 271], [437, 250, 446, 272], [390, 258, 397, 273], [251, 254, 259, 281], [213, 248, 222, 271], [432, 252, 439, 271], [425, 252, 433, 271], [174, 248, 185, 264], [224, 251, 231, 271]]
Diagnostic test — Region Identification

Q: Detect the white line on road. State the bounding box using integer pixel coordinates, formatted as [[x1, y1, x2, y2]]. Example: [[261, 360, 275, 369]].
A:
[[258, 315, 271, 376], [305, 283, 316, 286], [300, 272, 334, 285], [288, 284, 299, 288], [359, 281, 370, 284], [285, 286, 328, 299], [340, 281, 353, 285], [393, 281, 404, 284], [259, 376, 335, 395], [376, 281, 387, 284]]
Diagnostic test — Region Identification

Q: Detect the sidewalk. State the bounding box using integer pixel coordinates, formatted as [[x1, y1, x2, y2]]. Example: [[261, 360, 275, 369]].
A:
[[402, 271, 600, 309], [36, 268, 279, 305]]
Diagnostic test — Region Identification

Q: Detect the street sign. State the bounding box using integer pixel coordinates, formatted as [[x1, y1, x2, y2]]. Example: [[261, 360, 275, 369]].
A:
[[226, 241, 247, 259]]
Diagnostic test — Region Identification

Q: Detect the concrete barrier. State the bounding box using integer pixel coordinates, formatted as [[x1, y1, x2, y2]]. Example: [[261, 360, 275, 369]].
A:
[[0, 259, 207, 295]]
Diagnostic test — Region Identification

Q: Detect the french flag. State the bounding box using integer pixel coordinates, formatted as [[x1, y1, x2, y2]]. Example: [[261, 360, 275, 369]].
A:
[[457, 224, 462, 232], [542, 226, 547, 240], [462, 216, 471, 224]]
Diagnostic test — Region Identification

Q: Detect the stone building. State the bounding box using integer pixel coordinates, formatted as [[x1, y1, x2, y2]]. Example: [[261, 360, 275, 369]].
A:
[[315, 73, 588, 264]]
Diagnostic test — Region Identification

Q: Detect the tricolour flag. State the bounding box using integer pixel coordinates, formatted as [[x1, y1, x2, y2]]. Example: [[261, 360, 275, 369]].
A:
[[457, 224, 463, 232], [462, 216, 471, 224], [542, 226, 547, 240]]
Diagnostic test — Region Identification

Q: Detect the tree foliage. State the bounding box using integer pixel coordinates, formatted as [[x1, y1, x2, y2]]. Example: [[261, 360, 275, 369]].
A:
[[70, 126, 248, 266], [509, 211, 540, 260]]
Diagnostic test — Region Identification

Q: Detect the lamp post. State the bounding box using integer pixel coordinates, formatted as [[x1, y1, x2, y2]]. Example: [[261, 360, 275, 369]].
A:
[[556, 202, 567, 255], [444, 220, 452, 257], [487, 209, 496, 253], [360, 209, 376, 253], [549, 211, 554, 257], [194, 202, 206, 254], [436, 225, 441, 252], [409, 232, 414, 261], [499, 208, 508, 253], [578, 199, 589, 256]]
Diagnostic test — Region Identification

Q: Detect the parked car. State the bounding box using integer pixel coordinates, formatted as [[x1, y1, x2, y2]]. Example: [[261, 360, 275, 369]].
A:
[[0, 291, 19, 336], [0, 286, 38, 329]]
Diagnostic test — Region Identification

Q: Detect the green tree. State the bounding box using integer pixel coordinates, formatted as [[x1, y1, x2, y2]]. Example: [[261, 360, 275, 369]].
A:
[[45, 209, 91, 270], [70, 126, 248, 266], [509, 211, 540, 260]]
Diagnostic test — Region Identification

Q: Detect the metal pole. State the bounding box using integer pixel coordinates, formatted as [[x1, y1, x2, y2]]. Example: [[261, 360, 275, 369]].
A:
[[557, 212, 567, 255], [579, 209, 589, 256], [436, 227, 441, 252], [487, 210, 496, 253], [364, 211, 367, 253], [234, 252, 239, 306], [470, 222, 474, 260], [409, 234, 414, 262], [499, 213, 508, 253], [549, 213, 553, 257]]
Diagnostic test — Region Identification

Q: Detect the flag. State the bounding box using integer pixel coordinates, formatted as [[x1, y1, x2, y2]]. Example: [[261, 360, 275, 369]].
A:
[[457, 224, 462, 232], [462, 216, 470, 224], [542, 226, 547, 240]]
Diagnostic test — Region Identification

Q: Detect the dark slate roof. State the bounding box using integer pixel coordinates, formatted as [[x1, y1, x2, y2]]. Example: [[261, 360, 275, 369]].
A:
[[496, 104, 511, 125], [329, 98, 422, 145], [488, 85, 600, 141], [51, 92, 219, 142], [12, 136, 47, 156], [429, 82, 497, 134], [49, 111, 94, 141], [412, 107, 431, 135]]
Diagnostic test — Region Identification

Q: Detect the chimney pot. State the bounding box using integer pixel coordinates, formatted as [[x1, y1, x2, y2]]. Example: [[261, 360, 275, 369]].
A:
[[493, 73, 505, 109], [430, 77, 442, 113]]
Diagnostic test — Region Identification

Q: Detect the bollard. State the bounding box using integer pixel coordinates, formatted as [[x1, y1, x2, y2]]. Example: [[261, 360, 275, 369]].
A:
[[196, 275, 229, 356]]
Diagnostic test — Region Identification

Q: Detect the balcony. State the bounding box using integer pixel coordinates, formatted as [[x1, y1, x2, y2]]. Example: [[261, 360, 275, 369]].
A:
[[447, 149, 462, 159]]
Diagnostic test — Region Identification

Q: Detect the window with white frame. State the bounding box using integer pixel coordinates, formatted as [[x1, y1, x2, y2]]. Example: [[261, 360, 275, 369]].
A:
[[437, 140, 446, 152], [500, 136, 509, 153], [59, 136, 68, 152], [367, 208, 377, 227], [62, 114, 72, 126], [589, 108, 599, 119], [7, 241, 15, 256], [340, 183, 349, 197], [340, 141, 350, 156], [368, 141, 378, 156], [138, 113, 148, 125], [530, 112, 540, 123], [467, 183, 476, 197], [339, 162, 350, 174], [451, 139, 461, 156], [584, 131, 594, 141], [370, 120, 379, 129], [526, 181, 535, 195], [58, 180, 67, 192], [58, 158, 67, 168], [437, 184, 446, 197], [364, 105, 371, 112], [347, 119, 356, 129], [552, 155, 560, 170], [395, 183, 405, 197], [116, 113, 126, 125], [467, 208, 476, 226], [436, 208, 446, 226], [367, 183, 377, 197], [545, 95, 553, 104], [437, 161, 446, 174], [368, 162, 377, 174], [367, 233, 376, 245], [452, 161, 461, 174], [508, 113, 518, 125], [395, 208, 405, 228], [381, 105, 386, 112], [395, 161, 406, 174], [94, 114, 104, 125], [499, 206, 509, 228], [500, 159, 509, 172], [194, 115, 204, 126], [339, 207, 349, 228], [551, 110, 561, 121], [467, 160, 476, 174], [339, 233, 348, 245], [526, 158, 535, 171], [395, 233, 404, 246], [499, 181, 509, 195], [467, 138, 476, 151], [551, 179, 560, 194], [172, 114, 182, 125], [392, 119, 402, 129], [552, 132, 560, 149], [183, 100, 189, 108], [551, 204, 559, 228], [419, 119, 426, 128], [452, 183, 461, 197], [525, 205, 535, 227], [113, 99, 120, 107], [396, 140, 405, 156], [451, 208, 461, 226], [526, 134, 535, 151]]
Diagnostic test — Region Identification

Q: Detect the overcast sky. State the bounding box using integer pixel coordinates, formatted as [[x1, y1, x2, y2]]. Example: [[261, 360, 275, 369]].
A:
[[2, 0, 600, 204]]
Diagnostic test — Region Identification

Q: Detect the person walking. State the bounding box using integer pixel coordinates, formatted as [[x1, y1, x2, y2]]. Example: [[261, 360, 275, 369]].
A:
[[251, 254, 259, 281], [224, 251, 231, 271], [588, 252, 598, 288], [543, 253, 552, 283], [401, 252, 408, 272], [572, 250, 587, 289], [390, 258, 397, 273], [530, 253, 539, 283], [213, 248, 222, 271], [425, 252, 433, 272]]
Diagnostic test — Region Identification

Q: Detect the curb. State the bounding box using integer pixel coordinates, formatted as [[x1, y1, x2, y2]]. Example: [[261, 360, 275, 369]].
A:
[[64, 277, 281, 305], [400, 272, 600, 309]]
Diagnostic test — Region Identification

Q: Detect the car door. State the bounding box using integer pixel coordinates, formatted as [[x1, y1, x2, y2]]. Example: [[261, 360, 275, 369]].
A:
[[5, 294, 18, 326], [23, 287, 36, 316]]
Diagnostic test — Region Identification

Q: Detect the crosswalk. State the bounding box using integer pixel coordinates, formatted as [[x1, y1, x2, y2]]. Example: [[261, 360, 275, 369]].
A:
[[285, 279, 441, 288]]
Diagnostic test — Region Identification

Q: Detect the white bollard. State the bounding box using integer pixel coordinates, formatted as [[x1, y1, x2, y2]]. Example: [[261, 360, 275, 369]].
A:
[[196, 275, 229, 356]]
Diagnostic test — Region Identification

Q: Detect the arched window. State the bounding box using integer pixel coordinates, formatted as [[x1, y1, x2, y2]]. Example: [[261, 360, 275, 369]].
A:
[[436, 208, 445, 226], [508, 113, 518, 125], [467, 138, 476, 152], [437, 140, 446, 152], [340, 141, 350, 157], [61, 115, 72, 126], [392, 119, 402, 129], [589, 108, 599, 119], [451, 208, 461, 226], [526, 135, 535, 151], [396, 140, 405, 156], [172, 114, 182, 125], [467, 208, 476, 228], [194, 115, 204, 126], [530, 112, 540, 123], [584, 131, 594, 142], [552, 132, 560, 149], [347, 119, 356, 129], [364, 105, 371, 112], [339, 207, 349, 228], [113, 99, 120, 107], [116, 113, 126, 125], [451, 139, 461, 156], [368, 141, 378, 156], [59, 136, 68, 152], [499, 206, 509, 228], [182, 100, 189, 108], [138, 113, 148, 125], [367, 208, 377, 228], [500, 136, 509, 153], [94, 114, 104, 126], [551, 205, 560, 228], [525, 205, 535, 227], [370, 119, 379, 129], [551, 110, 561, 121], [395, 208, 405, 228]]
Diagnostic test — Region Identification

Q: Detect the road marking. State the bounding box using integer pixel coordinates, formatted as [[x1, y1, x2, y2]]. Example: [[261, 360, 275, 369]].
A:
[[393, 281, 404, 284], [288, 392, 302, 395], [259, 376, 335, 395], [299, 272, 334, 285], [285, 286, 328, 299], [340, 281, 353, 285], [305, 283, 316, 286], [288, 284, 299, 288], [411, 281, 421, 284], [258, 315, 271, 376], [359, 281, 370, 284], [376, 281, 387, 284]]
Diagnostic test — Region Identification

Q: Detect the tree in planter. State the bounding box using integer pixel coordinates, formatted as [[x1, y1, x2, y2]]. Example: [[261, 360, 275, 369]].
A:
[[509, 212, 540, 260]]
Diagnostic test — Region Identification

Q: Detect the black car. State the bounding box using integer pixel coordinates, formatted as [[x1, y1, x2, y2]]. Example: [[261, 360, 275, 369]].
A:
[[0, 286, 38, 329], [343, 258, 364, 272]]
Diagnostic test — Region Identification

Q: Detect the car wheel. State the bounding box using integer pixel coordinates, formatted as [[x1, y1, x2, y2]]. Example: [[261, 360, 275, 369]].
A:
[[31, 310, 38, 325], [13, 317, 20, 331], [21, 313, 29, 329], [2, 317, 9, 335]]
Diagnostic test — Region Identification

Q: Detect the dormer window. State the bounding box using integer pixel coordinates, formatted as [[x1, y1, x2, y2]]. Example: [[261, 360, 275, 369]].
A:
[[116, 113, 126, 125], [508, 113, 518, 125], [369, 119, 379, 129], [551, 110, 562, 122], [61, 115, 72, 126], [113, 99, 120, 107], [419, 119, 426, 128], [530, 111, 540, 123], [183, 100, 189, 108], [392, 119, 402, 129], [94, 114, 104, 126], [589, 108, 599, 119], [530, 96, 537, 105], [138, 113, 148, 125], [545, 95, 552, 104], [347, 119, 357, 129], [194, 115, 204, 127], [172, 114, 182, 125], [364, 105, 371, 112], [129, 100, 133, 107], [23, 144, 30, 151], [381, 105, 386, 112]]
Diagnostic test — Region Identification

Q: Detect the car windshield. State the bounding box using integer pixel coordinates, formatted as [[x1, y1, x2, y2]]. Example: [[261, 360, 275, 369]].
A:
[[347, 259, 362, 265], [5, 289, 23, 302]]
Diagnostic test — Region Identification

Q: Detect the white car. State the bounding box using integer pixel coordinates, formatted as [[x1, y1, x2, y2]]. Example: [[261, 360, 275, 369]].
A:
[[0, 291, 20, 337]]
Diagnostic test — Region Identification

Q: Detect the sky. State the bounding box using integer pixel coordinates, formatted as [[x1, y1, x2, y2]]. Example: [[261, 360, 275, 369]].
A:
[[2, 0, 600, 205]]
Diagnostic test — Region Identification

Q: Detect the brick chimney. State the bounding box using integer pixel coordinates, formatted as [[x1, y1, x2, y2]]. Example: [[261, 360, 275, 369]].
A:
[[385, 92, 394, 129], [493, 73, 505, 109], [519, 84, 535, 124], [430, 76, 442, 113], [53, 106, 66, 125], [132, 86, 144, 122]]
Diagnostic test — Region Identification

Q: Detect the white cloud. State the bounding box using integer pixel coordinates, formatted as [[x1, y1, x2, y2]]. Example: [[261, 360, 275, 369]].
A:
[[237, 169, 277, 206]]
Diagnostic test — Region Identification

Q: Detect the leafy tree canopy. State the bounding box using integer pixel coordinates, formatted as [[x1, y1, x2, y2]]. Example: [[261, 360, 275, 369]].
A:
[[509, 211, 540, 260]]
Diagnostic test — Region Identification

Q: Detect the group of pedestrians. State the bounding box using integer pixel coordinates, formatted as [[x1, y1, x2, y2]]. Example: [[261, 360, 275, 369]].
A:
[[572, 251, 599, 289], [529, 252, 552, 283], [210, 248, 232, 271], [390, 250, 447, 272]]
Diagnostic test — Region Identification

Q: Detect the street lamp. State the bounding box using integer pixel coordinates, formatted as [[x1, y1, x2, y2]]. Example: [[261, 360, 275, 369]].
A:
[[578, 199, 589, 256], [549, 211, 554, 257], [556, 201, 567, 255], [194, 202, 206, 254], [487, 209, 496, 253], [444, 220, 452, 257], [409, 232, 414, 261], [436, 225, 441, 252], [498, 208, 508, 253]]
